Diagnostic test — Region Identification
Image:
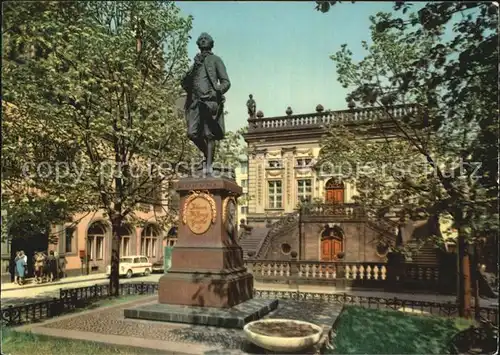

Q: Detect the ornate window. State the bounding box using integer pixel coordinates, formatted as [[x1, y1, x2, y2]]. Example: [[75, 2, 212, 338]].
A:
[[141, 224, 159, 258], [118, 225, 133, 256], [295, 158, 312, 168], [268, 181, 283, 209], [87, 222, 106, 261], [297, 179, 312, 203], [64, 226, 76, 253], [267, 160, 282, 169]]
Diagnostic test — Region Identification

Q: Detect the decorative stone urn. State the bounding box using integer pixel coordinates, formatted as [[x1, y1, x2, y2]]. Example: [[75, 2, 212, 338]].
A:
[[244, 319, 323, 352], [286, 106, 293, 116], [256, 110, 264, 118]]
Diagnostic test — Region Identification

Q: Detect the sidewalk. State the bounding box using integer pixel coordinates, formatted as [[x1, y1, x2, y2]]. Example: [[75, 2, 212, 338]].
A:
[[1, 273, 108, 292]]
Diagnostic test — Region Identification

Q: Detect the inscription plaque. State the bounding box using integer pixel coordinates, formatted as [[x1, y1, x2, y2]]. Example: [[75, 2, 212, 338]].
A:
[[182, 191, 216, 235]]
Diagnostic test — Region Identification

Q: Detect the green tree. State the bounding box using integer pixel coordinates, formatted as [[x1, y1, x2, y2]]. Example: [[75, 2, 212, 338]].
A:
[[3, 1, 195, 295], [316, 2, 498, 317], [214, 127, 248, 167]]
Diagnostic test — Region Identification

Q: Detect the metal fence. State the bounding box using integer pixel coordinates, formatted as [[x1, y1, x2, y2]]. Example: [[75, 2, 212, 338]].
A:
[[255, 290, 498, 324], [1, 282, 497, 327], [1, 282, 158, 327]]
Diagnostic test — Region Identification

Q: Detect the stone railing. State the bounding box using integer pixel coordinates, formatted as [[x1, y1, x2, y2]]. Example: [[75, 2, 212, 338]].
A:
[[244, 259, 443, 292], [247, 105, 418, 133], [246, 260, 388, 281], [301, 203, 365, 219], [301, 203, 400, 240], [254, 211, 300, 259]]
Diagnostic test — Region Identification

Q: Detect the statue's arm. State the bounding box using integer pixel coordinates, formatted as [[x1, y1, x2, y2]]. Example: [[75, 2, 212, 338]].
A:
[[215, 58, 231, 94]]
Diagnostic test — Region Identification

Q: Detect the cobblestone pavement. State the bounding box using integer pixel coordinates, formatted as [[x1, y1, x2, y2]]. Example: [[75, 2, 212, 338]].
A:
[[41, 298, 341, 353]]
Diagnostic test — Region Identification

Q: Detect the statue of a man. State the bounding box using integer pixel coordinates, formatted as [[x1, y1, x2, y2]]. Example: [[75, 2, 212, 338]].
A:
[[246, 94, 256, 118], [181, 33, 231, 176]]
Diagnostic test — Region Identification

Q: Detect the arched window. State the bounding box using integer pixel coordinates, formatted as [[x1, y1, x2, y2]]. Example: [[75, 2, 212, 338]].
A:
[[141, 224, 159, 258], [118, 224, 133, 256], [320, 225, 344, 261], [325, 178, 344, 203], [87, 222, 107, 261]]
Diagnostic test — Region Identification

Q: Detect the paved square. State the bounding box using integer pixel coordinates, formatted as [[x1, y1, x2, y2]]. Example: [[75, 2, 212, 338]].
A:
[[19, 296, 342, 354]]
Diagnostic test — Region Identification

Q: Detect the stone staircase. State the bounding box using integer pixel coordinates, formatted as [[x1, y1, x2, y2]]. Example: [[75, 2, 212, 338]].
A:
[[239, 226, 271, 260], [256, 212, 300, 259]]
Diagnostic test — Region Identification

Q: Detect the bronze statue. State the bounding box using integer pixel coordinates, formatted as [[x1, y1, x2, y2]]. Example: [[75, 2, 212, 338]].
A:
[[246, 94, 256, 118], [181, 33, 231, 176]]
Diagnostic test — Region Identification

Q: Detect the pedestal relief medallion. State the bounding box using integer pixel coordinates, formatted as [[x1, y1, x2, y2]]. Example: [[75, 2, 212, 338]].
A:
[[223, 197, 237, 241], [182, 191, 216, 235]]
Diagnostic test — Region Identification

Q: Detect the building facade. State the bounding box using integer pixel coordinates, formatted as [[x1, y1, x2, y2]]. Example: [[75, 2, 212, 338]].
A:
[[242, 104, 424, 263]]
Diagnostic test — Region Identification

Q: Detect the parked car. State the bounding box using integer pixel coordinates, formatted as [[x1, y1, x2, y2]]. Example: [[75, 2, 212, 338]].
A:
[[152, 257, 164, 273], [105, 255, 152, 279]]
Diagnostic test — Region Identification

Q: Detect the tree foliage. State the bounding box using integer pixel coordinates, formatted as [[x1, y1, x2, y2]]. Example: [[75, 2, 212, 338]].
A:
[[2, 1, 195, 294], [214, 127, 248, 168], [316, 1, 498, 317]]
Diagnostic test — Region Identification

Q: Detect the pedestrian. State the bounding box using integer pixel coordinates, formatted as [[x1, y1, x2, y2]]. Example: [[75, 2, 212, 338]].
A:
[[47, 251, 57, 282], [15, 250, 27, 285], [13, 251, 20, 284]]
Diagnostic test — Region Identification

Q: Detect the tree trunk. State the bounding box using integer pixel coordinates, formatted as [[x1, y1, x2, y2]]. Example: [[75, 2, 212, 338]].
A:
[[472, 243, 481, 320], [457, 230, 472, 318], [109, 217, 122, 297]]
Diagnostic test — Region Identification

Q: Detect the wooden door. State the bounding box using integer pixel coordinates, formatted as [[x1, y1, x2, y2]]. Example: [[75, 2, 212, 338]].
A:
[[321, 239, 343, 261], [321, 240, 333, 261], [326, 189, 344, 203]]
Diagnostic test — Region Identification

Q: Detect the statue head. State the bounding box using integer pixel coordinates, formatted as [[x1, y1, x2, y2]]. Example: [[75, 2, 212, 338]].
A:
[[249, 94, 253, 99], [196, 32, 214, 51]]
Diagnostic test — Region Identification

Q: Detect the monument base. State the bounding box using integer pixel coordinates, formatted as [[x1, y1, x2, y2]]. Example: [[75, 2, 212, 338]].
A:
[[157, 270, 254, 308], [124, 298, 278, 329]]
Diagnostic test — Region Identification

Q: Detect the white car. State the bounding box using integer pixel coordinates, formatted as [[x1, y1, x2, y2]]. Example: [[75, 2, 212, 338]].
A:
[[105, 255, 152, 278]]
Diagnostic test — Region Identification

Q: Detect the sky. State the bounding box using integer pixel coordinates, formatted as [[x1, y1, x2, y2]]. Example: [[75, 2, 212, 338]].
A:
[[176, 1, 396, 132]]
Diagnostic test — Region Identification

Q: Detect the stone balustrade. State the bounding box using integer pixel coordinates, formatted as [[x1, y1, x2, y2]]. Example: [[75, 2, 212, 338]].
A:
[[247, 104, 418, 133], [246, 260, 388, 281], [244, 259, 442, 292]]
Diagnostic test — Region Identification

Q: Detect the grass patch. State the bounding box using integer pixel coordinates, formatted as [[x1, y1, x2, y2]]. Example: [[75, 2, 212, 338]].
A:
[[329, 306, 476, 354], [1, 328, 148, 355]]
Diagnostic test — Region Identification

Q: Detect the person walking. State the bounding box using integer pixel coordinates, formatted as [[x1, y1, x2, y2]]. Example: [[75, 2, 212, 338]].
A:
[[13, 251, 20, 284], [15, 250, 27, 285], [47, 251, 57, 282]]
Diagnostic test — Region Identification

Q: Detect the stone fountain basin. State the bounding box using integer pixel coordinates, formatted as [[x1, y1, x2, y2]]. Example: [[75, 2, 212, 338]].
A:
[[243, 318, 323, 352]]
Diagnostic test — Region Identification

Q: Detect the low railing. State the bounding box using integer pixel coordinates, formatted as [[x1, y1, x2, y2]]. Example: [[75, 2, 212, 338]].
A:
[[300, 203, 400, 239], [1, 282, 158, 327], [246, 260, 388, 281], [301, 203, 365, 219], [254, 290, 498, 324], [247, 105, 418, 133], [245, 260, 443, 292], [254, 212, 299, 259]]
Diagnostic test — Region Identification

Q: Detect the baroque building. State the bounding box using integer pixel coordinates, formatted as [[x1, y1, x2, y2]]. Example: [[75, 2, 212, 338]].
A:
[[240, 104, 439, 264]]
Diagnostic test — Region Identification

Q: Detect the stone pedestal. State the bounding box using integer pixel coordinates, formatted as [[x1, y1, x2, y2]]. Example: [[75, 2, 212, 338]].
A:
[[158, 177, 253, 308], [125, 177, 277, 328]]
